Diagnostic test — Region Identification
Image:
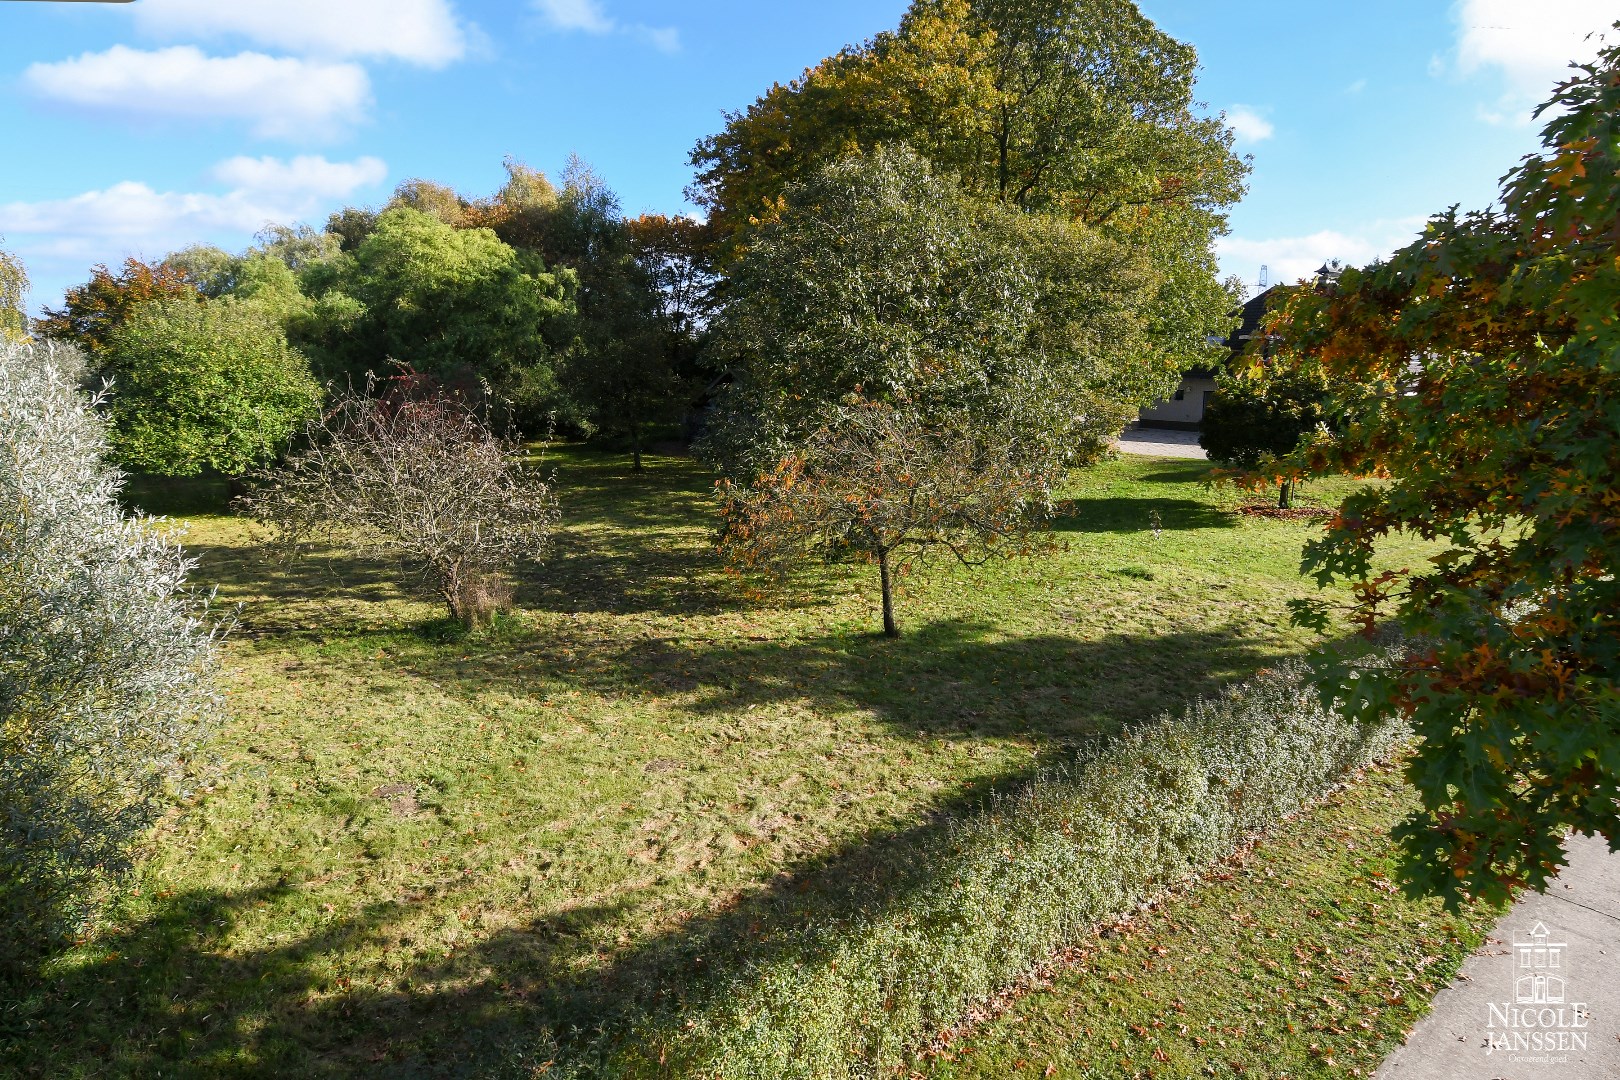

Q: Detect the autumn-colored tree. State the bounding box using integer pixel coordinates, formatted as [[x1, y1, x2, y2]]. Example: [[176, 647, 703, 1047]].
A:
[[719, 401, 1056, 637], [1254, 37, 1620, 907], [689, 0, 1245, 370], [36, 259, 200, 360], [626, 213, 718, 346]]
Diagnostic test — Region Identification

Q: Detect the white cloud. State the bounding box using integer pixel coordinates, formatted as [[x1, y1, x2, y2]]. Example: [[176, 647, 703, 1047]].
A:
[[634, 25, 683, 54], [24, 46, 371, 140], [1225, 106, 1274, 144], [535, 0, 616, 34], [1451, 0, 1613, 122], [131, 0, 469, 68], [0, 156, 388, 302], [532, 0, 680, 53], [1216, 218, 1429, 289], [211, 155, 389, 199]]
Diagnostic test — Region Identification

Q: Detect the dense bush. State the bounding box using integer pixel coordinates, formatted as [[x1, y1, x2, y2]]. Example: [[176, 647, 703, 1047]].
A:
[[627, 650, 1407, 1077], [0, 340, 221, 971], [103, 297, 322, 477], [1199, 365, 1333, 508]]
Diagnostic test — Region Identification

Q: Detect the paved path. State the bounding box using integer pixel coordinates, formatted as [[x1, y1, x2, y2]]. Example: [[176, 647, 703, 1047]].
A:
[[1377, 833, 1620, 1080], [1114, 426, 1207, 459]]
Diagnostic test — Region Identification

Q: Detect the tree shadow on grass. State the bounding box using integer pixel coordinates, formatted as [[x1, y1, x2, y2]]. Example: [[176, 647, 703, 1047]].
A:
[[2, 878, 646, 1078], [367, 615, 1292, 747], [6, 623, 1310, 1078], [1052, 496, 1236, 535], [7, 764, 1061, 1078]]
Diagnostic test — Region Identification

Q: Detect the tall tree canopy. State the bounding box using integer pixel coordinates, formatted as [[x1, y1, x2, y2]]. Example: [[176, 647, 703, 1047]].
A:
[[690, 0, 1245, 369], [1254, 37, 1620, 907], [708, 144, 1158, 485], [336, 206, 576, 394]]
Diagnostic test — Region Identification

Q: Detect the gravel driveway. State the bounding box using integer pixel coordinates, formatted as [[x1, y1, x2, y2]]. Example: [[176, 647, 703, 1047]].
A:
[[1114, 425, 1207, 459]]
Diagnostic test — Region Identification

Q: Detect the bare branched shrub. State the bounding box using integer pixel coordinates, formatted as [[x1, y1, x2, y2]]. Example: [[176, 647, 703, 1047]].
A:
[[718, 402, 1058, 637], [242, 386, 558, 627], [1, 339, 221, 969]]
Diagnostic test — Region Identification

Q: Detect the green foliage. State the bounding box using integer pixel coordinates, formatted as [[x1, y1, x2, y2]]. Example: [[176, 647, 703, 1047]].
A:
[[1256, 35, 1620, 906], [103, 298, 321, 477], [1, 237, 31, 343], [341, 207, 576, 397], [926, 764, 1504, 1079], [1, 339, 221, 972], [1200, 362, 1334, 507], [548, 162, 688, 464], [689, 0, 1247, 370], [707, 145, 1163, 481], [640, 651, 1409, 1077]]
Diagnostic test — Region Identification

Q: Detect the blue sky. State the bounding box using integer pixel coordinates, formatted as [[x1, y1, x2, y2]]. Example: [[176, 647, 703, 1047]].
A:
[[0, 0, 1613, 311]]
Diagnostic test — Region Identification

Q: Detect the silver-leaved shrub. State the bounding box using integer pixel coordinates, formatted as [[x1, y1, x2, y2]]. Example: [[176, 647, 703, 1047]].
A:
[[0, 339, 221, 968], [617, 652, 1408, 1078]]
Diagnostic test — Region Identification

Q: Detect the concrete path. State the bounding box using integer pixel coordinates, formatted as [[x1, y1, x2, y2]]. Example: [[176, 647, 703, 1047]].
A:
[[1114, 425, 1207, 459], [1377, 833, 1620, 1080]]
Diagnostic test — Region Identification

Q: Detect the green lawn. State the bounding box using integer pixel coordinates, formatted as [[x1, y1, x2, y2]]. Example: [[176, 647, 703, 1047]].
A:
[[6, 448, 1456, 1077], [919, 763, 1502, 1080]]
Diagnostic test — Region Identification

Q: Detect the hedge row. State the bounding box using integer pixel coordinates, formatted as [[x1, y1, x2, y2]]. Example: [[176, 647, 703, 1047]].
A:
[[594, 651, 1408, 1078]]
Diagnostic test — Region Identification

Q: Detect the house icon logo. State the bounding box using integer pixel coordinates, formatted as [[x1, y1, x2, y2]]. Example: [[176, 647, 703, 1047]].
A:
[[1512, 922, 1567, 1005]]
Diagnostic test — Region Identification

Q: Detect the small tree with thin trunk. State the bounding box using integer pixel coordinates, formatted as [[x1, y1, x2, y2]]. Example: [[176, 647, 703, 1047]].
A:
[[718, 402, 1056, 637], [1198, 363, 1332, 508], [241, 385, 558, 628]]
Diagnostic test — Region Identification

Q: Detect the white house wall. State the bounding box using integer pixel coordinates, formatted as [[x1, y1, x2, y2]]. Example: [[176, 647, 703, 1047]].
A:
[[1139, 374, 1219, 429]]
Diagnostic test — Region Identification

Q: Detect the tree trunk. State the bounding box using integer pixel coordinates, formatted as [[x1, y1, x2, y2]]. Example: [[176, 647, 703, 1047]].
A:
[[1279, 479, 1295, 509], [878, 549, 899, 638], [630, 421, 643, 472]]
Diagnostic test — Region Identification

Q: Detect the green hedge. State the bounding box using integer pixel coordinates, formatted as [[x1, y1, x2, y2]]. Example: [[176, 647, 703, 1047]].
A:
[[599, 652, 1407, 1078]]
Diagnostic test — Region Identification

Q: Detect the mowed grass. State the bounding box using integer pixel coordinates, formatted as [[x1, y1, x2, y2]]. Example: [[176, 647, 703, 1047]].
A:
[[6, 449, 1444, 1077], [920, 764, 1504, 1080]]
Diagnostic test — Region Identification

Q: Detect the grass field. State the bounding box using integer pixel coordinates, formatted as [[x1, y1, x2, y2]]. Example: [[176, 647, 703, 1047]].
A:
[[920, 763, 1502, 1079], [5, 448, 1466, 1077]]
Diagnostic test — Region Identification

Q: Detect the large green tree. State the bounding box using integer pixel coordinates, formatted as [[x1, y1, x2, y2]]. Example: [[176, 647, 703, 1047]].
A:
[[708, 144, 1158, 486], [1254, 37, 1620, 907], [337, 207, 575, 397], [102, 298, 321, 477], [689, 0, 1246, 370]]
